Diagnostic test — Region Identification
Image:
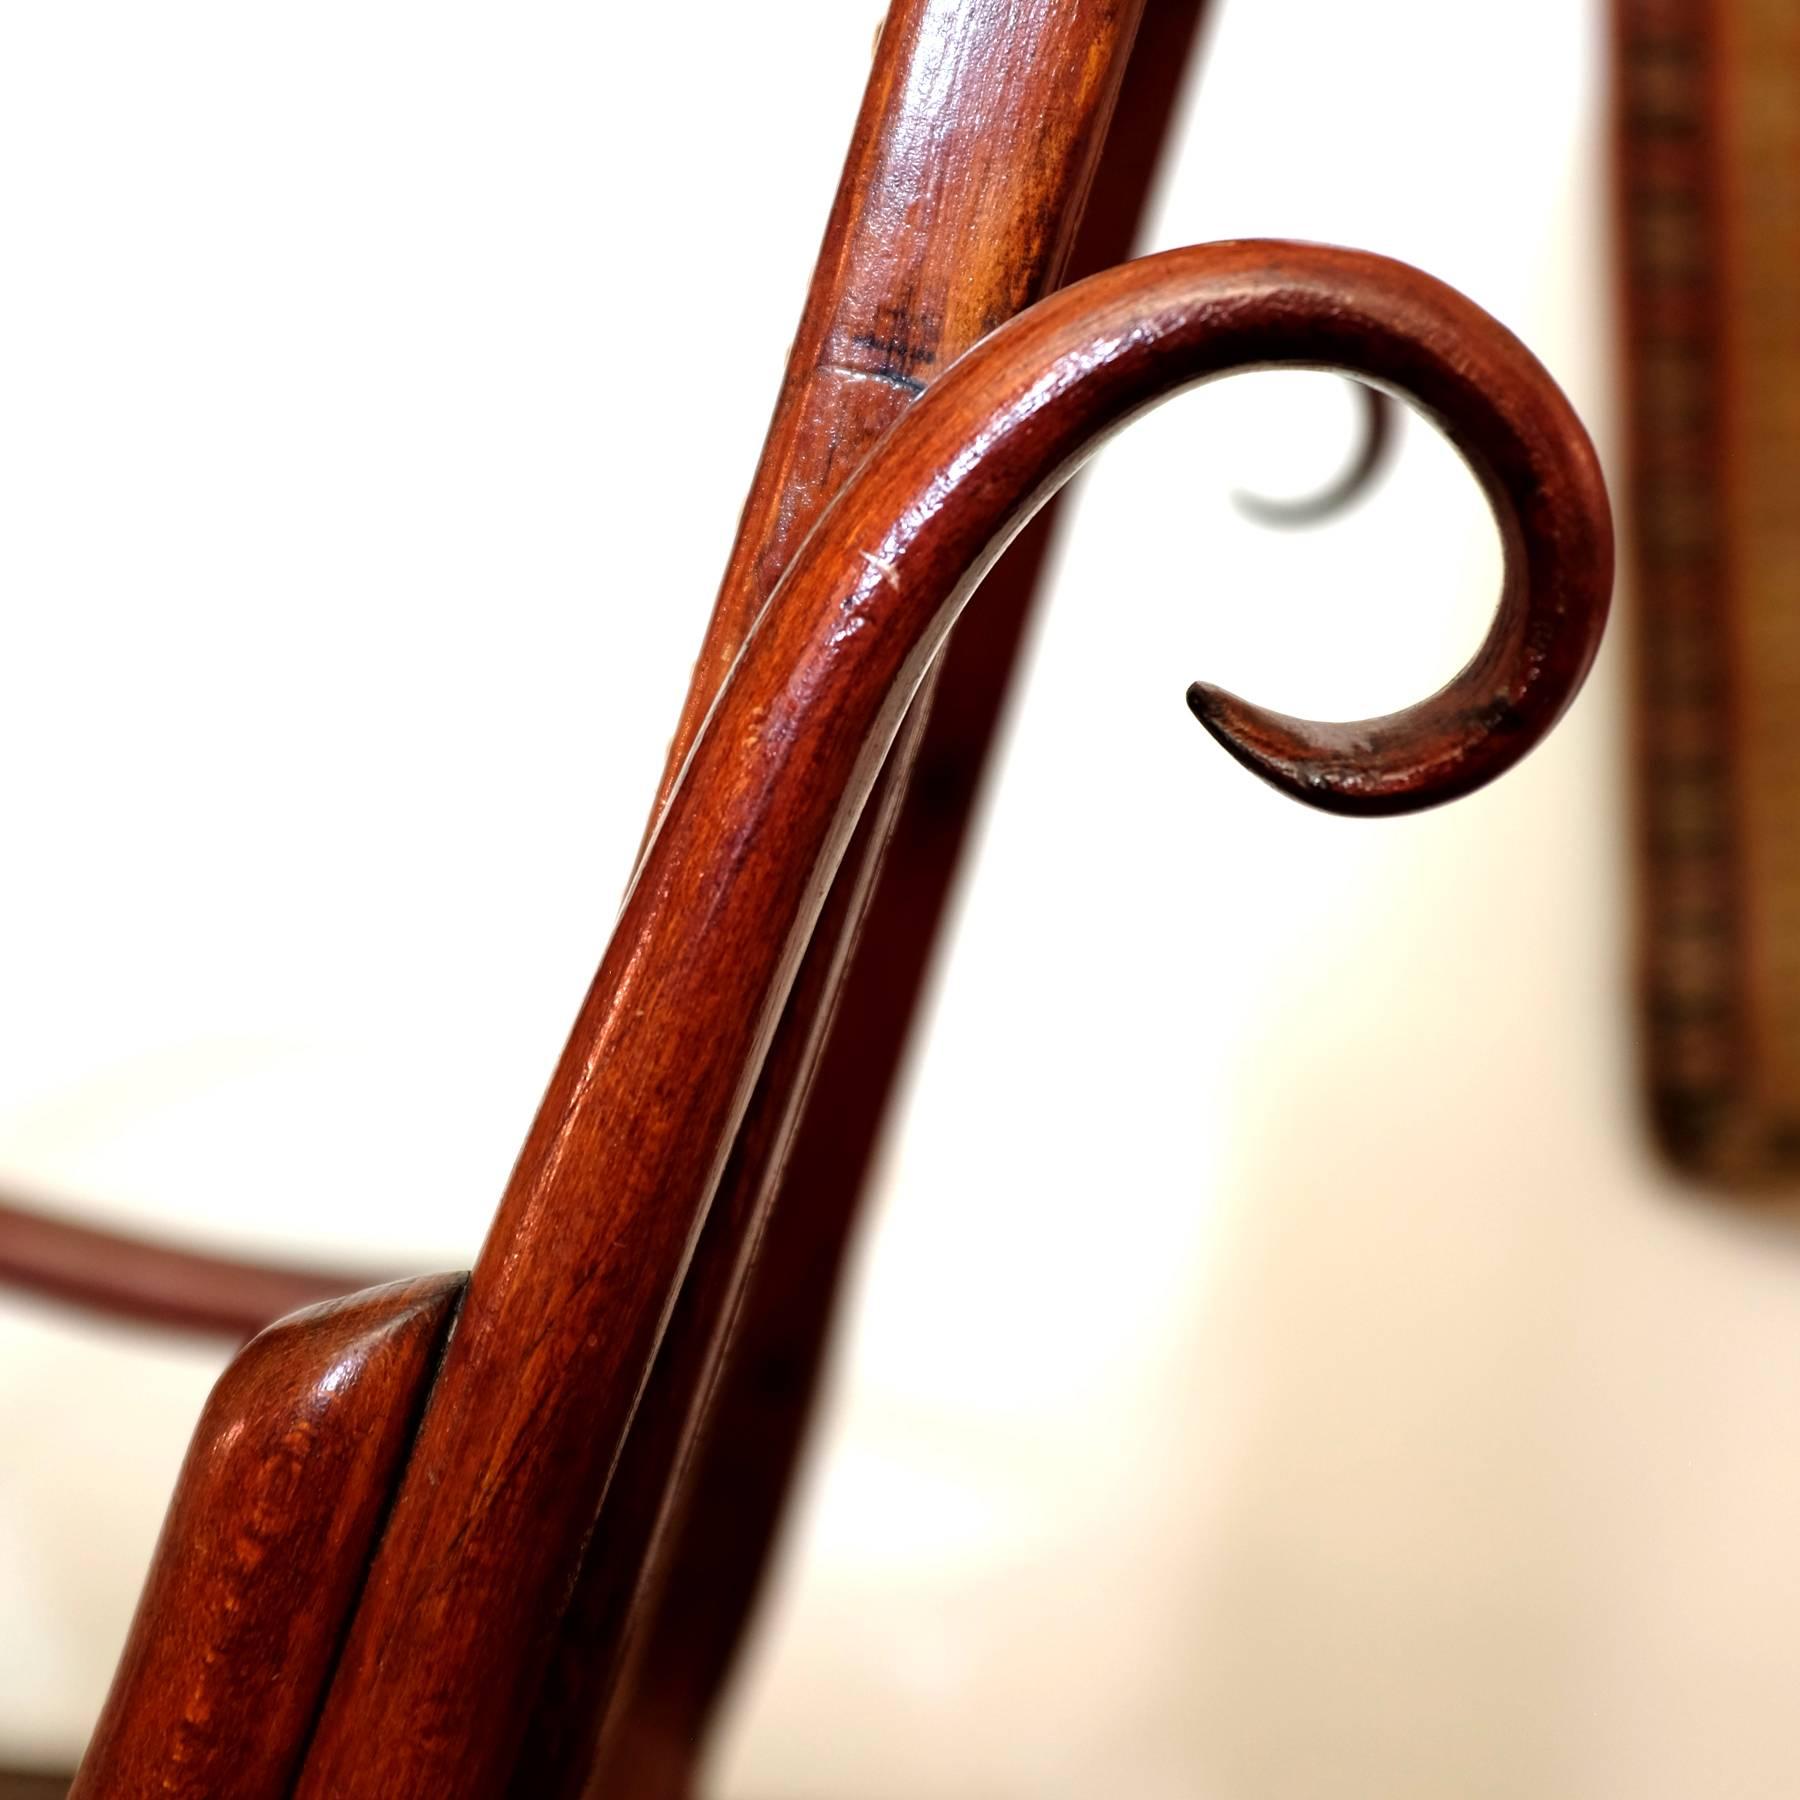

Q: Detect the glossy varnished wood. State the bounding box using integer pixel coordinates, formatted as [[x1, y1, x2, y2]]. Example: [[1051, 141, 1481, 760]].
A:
[[517, 4, 1154, 1790], [641, 0, 1150, 833], [295, 242, 1610, 1796], [575, 7, 1220, 1788], [70, 1273, 462, 1798]]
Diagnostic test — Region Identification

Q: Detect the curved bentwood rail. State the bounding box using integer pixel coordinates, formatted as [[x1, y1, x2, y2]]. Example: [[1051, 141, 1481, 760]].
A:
[[82, 240, 1613, 1799], [688, 237, 1610, 839]]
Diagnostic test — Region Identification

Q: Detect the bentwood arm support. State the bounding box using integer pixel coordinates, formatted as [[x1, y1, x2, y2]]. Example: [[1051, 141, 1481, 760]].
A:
[[259, 245, 1610, 1799], [523, 7, 1169, 1787], [569, 10, 1225, 1788]]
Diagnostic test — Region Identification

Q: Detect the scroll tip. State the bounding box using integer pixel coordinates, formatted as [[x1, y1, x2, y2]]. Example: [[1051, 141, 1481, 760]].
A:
[[1184, 680, 1496, 820]]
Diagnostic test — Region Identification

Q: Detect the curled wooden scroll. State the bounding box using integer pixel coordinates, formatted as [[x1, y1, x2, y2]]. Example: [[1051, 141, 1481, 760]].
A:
[[290, 239, 1612, 1797], [718, 236, 1609, 824]]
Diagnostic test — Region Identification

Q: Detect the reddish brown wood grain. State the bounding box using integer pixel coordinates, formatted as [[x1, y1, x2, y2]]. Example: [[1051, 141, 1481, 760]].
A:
[[0, 1194, 379, 1339], [294, 242, 1611, 1797], [70, 1273, 463, 1798], [589, 12, 1222, 1787], [515, 4, 1155, 1790]]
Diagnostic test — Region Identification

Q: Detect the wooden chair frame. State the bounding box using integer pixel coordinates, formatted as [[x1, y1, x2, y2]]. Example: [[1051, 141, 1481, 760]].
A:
[[16, 5, 1611, 1794]]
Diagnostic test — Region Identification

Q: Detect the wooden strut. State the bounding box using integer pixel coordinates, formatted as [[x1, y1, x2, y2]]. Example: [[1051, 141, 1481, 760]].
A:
[[575, 7, 1231, 1788], [68, 8, 1613, 1797], [526, 3, 1170, 1790]]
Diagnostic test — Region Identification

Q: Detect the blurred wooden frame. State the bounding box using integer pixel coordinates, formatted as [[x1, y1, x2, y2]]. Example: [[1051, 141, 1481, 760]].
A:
[[1618, 0, 1800, 1181]]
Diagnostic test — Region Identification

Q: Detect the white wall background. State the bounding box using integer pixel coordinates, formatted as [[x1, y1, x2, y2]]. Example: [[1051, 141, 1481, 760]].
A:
[[6, 2, 1800, 1795]]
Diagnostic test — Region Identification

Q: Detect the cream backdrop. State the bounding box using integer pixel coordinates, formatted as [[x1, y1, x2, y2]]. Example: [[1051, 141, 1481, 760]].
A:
[[7, 2, 1800, 1795]]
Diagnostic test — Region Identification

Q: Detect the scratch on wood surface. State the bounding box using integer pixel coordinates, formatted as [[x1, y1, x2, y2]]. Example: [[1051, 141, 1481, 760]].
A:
[[858, 550, 901, 591]]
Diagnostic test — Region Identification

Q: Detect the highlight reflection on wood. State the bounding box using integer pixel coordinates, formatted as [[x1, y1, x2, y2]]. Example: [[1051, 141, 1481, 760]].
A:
[[530, 6, 1161, 1789], [572, 7, 1223, 1788]]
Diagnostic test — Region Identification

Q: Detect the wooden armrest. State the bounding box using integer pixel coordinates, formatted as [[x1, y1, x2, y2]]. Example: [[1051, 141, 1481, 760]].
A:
[[0, 1193, 386, 1338]]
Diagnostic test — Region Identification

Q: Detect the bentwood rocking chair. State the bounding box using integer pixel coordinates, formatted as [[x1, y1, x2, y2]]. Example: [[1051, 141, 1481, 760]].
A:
[[24, 3, 1611, 1794]]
